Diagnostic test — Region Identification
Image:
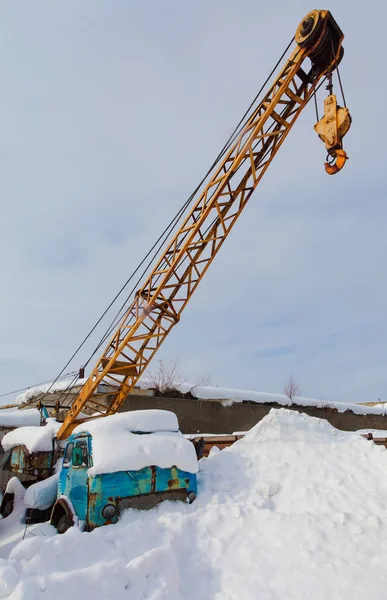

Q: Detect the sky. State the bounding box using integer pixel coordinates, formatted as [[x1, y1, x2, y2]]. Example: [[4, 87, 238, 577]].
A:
[[0, 0, 386, 405]]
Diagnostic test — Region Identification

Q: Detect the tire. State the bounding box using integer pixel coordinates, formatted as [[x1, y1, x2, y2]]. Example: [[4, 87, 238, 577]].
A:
[[0, 493, 14, 518], [56, 513, 72, 534]]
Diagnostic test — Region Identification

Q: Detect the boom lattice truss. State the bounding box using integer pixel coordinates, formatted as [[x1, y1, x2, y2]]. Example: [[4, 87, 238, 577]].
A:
[[58, 10, 346, 439]]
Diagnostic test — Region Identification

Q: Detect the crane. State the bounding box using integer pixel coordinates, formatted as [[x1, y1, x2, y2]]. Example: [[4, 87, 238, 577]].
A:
[[56, 9, 351, 440]]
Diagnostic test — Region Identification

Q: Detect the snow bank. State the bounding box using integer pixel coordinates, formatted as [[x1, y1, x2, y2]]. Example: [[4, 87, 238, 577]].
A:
[[0, 408, 40, 428], [74, 410, 198, 476], [1, 408, 387, 599], [3, 477, 26, 501], [0, 478, 55, 562], [1, 419, 60, 453]]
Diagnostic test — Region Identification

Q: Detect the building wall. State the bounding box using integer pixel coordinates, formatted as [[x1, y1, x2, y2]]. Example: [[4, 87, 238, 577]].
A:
[[118, 395, 387, 434]]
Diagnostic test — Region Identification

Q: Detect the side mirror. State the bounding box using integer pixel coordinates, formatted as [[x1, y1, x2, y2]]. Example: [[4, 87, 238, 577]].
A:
[[72, 446, 84, 467]]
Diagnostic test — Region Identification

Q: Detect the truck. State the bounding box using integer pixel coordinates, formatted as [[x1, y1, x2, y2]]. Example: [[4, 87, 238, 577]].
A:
[[0, 8, 350, 530], [1, 410, 197, 531]]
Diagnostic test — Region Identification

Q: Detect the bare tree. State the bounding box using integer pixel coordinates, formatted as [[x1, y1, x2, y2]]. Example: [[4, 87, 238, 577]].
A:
[[188, 374, 215, 394], [284, 375, 301, 402], [145, 358, 186, 394]]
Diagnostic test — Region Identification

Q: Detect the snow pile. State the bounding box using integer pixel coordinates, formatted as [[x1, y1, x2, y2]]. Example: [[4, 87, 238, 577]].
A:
[[1, 419, 61, 453], [74, 410, 197, 476], [2, 477, 26, 504], [1, 409, 387, 598], [0, 478, 55, 561], [0, 408, 40, 428]]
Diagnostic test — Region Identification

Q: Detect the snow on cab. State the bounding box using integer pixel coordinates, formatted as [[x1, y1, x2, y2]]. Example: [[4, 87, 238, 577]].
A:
[[50, 410, 198, 532]]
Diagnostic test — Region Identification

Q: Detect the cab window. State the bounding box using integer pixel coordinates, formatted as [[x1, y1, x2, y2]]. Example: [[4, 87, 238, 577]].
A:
[[62, 442, 74, 468], [72, 438, 89, 468]]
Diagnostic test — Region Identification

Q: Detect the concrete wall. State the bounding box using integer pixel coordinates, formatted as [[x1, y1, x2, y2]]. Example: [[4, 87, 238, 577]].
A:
[[118, 395, 387, 434]]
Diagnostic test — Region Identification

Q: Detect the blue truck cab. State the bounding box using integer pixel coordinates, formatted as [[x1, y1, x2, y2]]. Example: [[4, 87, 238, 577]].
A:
[[50, 410, 197, 532]]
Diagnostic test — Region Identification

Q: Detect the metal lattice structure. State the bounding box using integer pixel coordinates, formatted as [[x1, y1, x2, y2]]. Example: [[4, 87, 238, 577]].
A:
[[58, 10, 347, 439]]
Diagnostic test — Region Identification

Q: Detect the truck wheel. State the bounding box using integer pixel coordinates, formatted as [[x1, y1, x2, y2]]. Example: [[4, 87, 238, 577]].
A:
[[0, 493, 14, 518], [56, 514, 72, 534]]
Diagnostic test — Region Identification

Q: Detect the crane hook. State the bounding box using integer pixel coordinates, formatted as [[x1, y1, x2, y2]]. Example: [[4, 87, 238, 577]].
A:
[[324, 148, 348, 175], [314, 93, 351, 175]]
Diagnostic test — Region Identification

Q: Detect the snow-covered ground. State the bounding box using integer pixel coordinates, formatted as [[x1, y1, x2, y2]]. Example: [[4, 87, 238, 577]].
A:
[[1, 408, 387, 599], [0, 491, 54, 563]]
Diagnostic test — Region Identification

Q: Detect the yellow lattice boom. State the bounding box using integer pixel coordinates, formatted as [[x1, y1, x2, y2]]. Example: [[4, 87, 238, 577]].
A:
[[58, 10, 348, 439]]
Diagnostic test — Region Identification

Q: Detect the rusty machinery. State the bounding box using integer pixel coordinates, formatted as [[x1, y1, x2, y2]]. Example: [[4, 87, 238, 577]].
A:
[[52, 9, 351, 439]]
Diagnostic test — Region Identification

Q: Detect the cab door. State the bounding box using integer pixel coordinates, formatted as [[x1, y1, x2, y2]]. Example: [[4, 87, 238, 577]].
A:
[[60, 436, 90, 522]]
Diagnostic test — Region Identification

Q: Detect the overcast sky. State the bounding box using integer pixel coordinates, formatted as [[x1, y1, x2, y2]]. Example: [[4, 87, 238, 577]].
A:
[[0, 0, 386, 404]]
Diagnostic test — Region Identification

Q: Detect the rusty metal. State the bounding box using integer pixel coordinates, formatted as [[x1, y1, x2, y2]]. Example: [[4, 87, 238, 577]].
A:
[[324, 148, 348, 175], [117, 489, 188, 512], [151, 465, 156, 493], [194, 433, 387, 455], [50, 498, 75, 530], [88, 490, 98, 516], [314, 93, 351, 174], [189, 434, 245, 457], [361, 433, 387, 448], [4, 445, 54, 480]]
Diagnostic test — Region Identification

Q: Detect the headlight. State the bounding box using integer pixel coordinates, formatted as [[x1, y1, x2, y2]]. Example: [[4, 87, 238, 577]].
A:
[[187, 492, 196, 504], [102, 504, 117, 519]]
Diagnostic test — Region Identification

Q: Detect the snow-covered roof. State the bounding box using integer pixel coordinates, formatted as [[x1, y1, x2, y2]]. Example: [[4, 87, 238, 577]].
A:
[[13, 374, 387, 416], [15, 379, 88, 405], [0, 408, 40, 428], [140, 380, 387, 416], [1, 419, 61, 453], [74, 409, 179, 435], [73, 410, 197, 476]]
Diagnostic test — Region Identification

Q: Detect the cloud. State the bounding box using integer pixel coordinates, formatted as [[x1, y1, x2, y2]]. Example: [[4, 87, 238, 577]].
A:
[[0, 0, 386, 406]]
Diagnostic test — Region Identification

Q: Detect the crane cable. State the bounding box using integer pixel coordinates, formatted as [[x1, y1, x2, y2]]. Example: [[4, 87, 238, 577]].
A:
[[69, 36, 295, 370], [54, 71, 329, 421], [35, 36, 295, 409]]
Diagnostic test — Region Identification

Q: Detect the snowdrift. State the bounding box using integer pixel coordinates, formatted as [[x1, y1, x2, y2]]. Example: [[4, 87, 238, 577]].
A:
[[1, 409, 387, 599]]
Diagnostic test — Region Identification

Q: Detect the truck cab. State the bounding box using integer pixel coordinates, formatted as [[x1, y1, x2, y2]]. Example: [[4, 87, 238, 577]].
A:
[[50, 409, 198, 532]]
